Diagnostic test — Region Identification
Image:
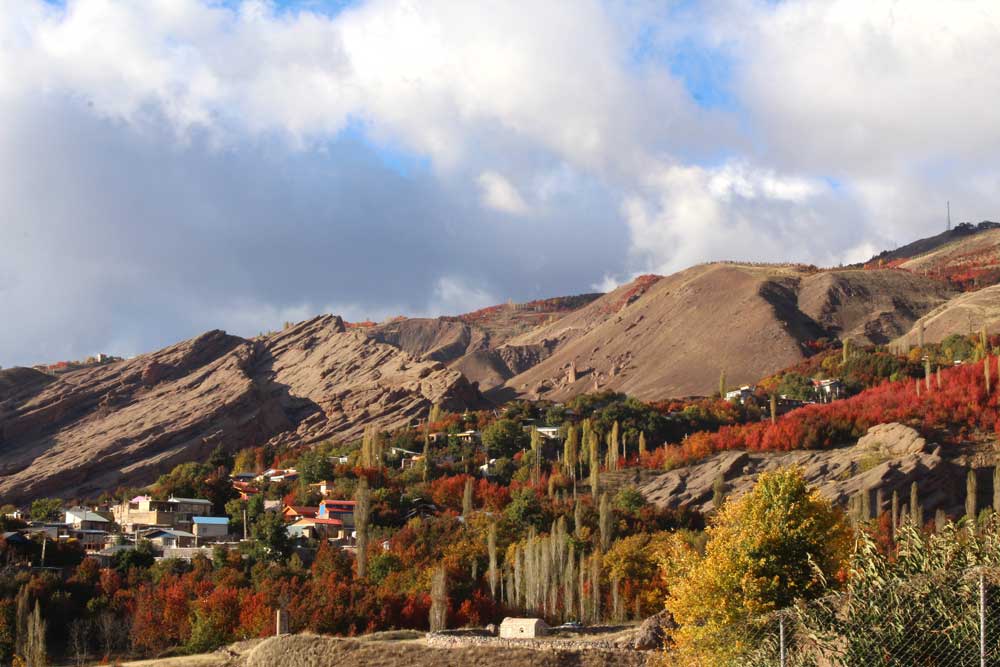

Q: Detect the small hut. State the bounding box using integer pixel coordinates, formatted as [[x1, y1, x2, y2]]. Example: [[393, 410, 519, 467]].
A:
[[499, 617, 549, 639]]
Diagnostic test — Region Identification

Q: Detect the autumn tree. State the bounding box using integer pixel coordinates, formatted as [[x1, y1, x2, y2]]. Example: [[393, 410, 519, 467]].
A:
[[664, 468, 850, 664]]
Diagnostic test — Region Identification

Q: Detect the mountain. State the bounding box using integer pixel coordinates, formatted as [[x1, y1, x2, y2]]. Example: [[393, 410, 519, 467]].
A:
[[3, 226, 1000, 503], [0, 316, 480, 504], [491, 264, 953, 401]]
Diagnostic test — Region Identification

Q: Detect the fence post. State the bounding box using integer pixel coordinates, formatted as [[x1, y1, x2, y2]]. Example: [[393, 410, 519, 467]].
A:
[[779, 615, 786, 667], [981, 572, 986, 667]]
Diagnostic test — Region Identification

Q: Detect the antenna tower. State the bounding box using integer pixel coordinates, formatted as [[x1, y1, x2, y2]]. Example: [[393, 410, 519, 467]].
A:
[[947, 201, 952, 232]]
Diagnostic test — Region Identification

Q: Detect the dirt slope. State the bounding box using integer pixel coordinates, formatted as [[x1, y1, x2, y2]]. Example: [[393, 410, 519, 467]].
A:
[[797, 269, 955, 344], [894, 284, 1000, 346], [0, 316, 482, 503], [493, 263, 952, 401]]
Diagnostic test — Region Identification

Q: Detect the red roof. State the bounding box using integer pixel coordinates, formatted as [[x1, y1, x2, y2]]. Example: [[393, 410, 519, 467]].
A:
[[296, 518, 343, 526], [321, 500, 356, 508]]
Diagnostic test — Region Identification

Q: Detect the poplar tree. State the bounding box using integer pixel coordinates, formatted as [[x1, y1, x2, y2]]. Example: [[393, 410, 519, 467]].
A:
[[488, 523, 499, 599], [599, 492, 612, 552], [27, 600, 46, 667], [563, 425, 578, 483], [911, 481, 923, 527], [719, 370, 727, 398], [966, 469, 978, 524], [769, 395, 777, 425], [638, 432, 647, 459], [530, 427, 542, 484], [589, 430, 600, 496], [462, 476, 474, 519], [422, 421, 433, 482], [429, 566, 448, 632], [610, 421, 620, 471], [354, 478, 371, 579]]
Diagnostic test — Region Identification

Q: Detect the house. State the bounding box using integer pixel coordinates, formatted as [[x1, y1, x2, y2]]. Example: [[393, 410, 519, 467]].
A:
[[282, 506, 318, 522], [232, 481, 259, 500], [534, 426, 561, 440], [308, 480, 338, 497], [725, 386, 755, 403], [479, 458, 498, 475], [191, 517, 229, 542], [64, 507, 111, 531], [455, 430, 481, 444], [400, 454, 424, 470], [812, 378, 845, 402], [318, 499, 356, 528], [287, 517, 345, 540], [113, 496, 213, 534], [499, 617, 549, 639], [142, 528, 195, 550], [258, 468, 298, 483], [231, 472, 258, 483], [68, 529, 110, 551]]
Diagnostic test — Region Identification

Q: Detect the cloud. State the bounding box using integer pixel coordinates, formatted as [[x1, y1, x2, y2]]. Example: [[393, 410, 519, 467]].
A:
[[477, 171, 528, 216], [1, 0, 998, 367]]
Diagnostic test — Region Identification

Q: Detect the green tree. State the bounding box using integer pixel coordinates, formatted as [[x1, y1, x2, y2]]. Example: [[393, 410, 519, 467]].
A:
[[208, 444, 234, 472], [29, 498, 62, 522], [482, 419, 528, 458], [296, 448, 333, 485], [250, 511, 290, 561]]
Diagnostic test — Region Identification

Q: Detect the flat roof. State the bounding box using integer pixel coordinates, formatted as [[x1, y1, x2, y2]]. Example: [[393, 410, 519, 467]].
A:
[[192, 516, 229, 525]]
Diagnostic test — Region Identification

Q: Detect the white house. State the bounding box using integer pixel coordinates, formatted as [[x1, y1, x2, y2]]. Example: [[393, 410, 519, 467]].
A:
[[499, 617, 549, 639]]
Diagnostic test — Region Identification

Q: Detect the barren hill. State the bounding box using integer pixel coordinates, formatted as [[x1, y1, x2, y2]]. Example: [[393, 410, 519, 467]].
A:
[[492, 264, 954, 401], [0, 316, 481, 504], [365, 294, 600, 392], [895, 284, 1000, 346]]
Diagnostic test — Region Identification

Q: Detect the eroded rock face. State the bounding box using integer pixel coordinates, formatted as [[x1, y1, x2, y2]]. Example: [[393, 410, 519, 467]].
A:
[[638, 423, 965, 517], [0, 315, 484, 504]]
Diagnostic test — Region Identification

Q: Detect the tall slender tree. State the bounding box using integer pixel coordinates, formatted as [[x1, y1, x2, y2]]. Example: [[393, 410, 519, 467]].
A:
[[488, 523, 499, 599], [599, 492, 612, 552], [966, 468, 978, 524], [462, 476, 474, 519], [429, 566, 448, 632], [354, 478, 371, 579]]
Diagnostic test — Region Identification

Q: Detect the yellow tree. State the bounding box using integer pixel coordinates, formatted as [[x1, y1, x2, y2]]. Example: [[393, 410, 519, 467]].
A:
[[663, 468, 850, 665]]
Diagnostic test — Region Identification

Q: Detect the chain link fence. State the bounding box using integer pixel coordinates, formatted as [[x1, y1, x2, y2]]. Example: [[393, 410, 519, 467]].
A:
[[669, 567, 1000, 667]]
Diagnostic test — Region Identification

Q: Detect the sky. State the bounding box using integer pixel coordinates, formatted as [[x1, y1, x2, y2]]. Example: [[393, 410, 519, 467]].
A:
[[2, 0, 999, 367]]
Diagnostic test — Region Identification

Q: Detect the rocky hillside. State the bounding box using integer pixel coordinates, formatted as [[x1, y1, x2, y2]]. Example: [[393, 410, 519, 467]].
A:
[[0, 316, 481, 504], [638, 423, 971, 517]]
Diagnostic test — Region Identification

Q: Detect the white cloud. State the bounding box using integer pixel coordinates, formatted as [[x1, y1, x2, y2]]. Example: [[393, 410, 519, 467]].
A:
[[2, 0, 1000, 366], [477, 171, 528, 215]]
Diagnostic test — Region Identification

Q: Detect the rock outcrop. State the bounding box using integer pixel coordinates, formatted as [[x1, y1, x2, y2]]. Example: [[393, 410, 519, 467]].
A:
[[638, 423, 966, 517], [0, 315, 484, 503]]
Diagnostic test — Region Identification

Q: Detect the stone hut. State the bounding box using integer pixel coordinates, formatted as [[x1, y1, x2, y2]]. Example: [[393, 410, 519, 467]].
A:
[[499, 617, 549, 639]]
